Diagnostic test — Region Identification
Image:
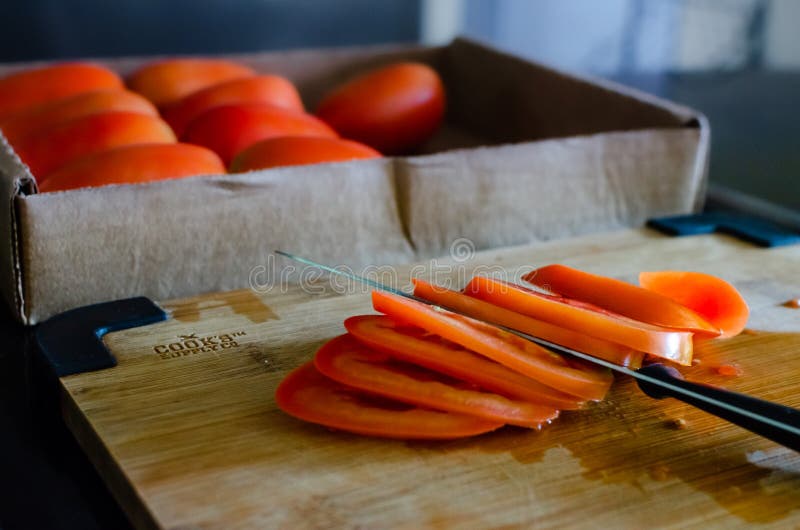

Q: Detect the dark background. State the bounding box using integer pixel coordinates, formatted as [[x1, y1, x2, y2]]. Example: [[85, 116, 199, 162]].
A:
[[0, 0, 421, 60]]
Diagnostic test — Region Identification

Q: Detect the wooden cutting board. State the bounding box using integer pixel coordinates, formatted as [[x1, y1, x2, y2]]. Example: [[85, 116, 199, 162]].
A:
[[54, 229, 800, 529]]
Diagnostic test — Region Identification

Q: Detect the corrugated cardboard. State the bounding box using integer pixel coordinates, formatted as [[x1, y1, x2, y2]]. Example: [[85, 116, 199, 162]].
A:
[[0, 38, 709, 324]]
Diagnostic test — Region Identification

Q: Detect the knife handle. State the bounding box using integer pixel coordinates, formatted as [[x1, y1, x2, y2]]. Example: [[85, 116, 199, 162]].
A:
[[636, 364, 800, 452]]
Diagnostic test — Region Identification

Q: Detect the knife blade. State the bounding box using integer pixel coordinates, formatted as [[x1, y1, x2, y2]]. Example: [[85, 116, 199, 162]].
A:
[[275, 250, 800, 451]]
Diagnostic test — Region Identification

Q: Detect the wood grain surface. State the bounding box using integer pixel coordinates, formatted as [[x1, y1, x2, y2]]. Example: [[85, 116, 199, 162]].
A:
[[59, 229, 800, 529]]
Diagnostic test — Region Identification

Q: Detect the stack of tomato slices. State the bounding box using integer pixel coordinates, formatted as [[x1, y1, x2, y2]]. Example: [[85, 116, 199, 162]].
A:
[[276, 265, 749, 439]]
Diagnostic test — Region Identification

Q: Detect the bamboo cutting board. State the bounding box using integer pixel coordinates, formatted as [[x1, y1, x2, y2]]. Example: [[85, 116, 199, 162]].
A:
[[55, 229, 800, 529]]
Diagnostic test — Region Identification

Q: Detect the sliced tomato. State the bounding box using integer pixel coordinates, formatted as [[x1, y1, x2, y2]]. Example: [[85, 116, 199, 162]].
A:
[[523, 264, 720, 337], [639, 271, 749, 338], [371, 291, 613, 400], [412, 279, 644, 369], [465, 276, 694, 366], [276, 362, 502, 439], [315, 334, 558, 428], [345, 315, 586, 410]]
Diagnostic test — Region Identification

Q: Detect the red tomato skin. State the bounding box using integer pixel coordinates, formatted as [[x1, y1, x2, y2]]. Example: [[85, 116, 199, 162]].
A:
[[163, 75, 304, 137], [14, 111, 176, 179], [315, 62, 445, 155], [39, 143, 224, 192], [127, 58, 255, 108], [1, 89, 158, 146], [182, 103, 338, 165], [0, 63, 123, 122], [229, 136, 380, 172]]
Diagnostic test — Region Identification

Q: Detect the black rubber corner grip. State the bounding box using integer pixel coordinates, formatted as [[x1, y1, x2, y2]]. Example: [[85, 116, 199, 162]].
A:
[[35, 297, 167, 377], [647, 212, 800, 248]]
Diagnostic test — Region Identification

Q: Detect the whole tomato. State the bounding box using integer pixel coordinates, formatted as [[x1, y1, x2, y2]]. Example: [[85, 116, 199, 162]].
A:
[[0, 63, 122, 121], [182, 103, 337, 165], [163, 75, 304, 137], [315, 62, 445, 155], [39, 143, 224, 192], [230, 136, 380, 172], [127, 59, 255, 108]]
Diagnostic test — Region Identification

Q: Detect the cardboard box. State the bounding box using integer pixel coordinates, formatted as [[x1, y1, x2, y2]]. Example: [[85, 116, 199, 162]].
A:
[[0, 38, 709, 324]]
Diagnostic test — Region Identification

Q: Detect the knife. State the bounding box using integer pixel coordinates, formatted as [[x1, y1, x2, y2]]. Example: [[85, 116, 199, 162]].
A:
[[275, 250, 800, 451]]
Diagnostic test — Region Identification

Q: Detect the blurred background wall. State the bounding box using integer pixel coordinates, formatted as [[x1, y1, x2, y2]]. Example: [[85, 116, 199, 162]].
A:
[[444, 0, 800, 211], [0, 0, 797, 210]]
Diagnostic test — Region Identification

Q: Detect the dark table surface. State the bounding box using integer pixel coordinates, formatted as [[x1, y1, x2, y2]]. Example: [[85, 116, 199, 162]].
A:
[[0, 314, 132, 530]]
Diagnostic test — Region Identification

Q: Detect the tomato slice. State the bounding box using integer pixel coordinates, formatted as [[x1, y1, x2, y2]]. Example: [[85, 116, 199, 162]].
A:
[[464, 276, 694, 366], [315, 335, 559, 428], [412, 279, 644, 369], [276, 362, 502, 439], [345, 315, 586, 410], [371, 291, 613, 400], [639, 271, 749, 338], [523, 264, 720, 337]]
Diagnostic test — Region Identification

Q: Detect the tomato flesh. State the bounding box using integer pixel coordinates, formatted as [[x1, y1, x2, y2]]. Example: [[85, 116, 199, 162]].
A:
[[412, 279, 644, 369], [346, 315, 586, 410], [372, 291, 613, 400], [639, 271, 749, 338], [524, 264, 720, 336], [275, 362, 503, 439], [315, 335, 559, 428], [465, 276, 694, 366]]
